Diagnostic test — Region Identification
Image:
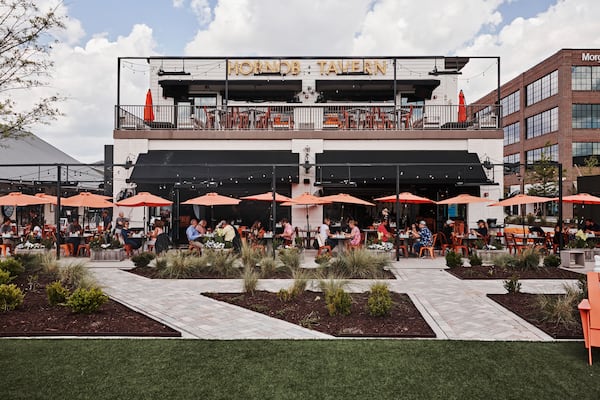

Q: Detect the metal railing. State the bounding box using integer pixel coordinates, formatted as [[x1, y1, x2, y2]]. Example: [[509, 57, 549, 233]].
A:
[[115, 103, 501, 131]]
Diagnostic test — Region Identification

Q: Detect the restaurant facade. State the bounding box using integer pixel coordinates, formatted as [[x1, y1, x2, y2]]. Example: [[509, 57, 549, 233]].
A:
[[113, 56, 504, 240]]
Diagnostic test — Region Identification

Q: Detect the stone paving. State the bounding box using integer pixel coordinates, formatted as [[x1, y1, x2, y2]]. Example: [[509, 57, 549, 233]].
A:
[[85, 252, 591, 341]]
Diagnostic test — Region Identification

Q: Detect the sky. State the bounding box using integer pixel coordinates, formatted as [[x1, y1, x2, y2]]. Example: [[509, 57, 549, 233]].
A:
[[8, 0, 600, 163]]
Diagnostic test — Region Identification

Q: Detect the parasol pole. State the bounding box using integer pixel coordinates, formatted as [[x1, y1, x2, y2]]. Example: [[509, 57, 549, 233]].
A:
[[272, 166, 277, 258], [55, 165, 61, 260], [395, 165, 400, 261]]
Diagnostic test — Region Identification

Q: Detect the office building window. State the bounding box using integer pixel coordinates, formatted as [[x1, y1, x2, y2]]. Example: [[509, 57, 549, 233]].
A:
[[526, 70, 558, 106], [572, 142, 600, 165], [526, 107, 558, 139], [572, 104, 600, 129], [503, 153, 520, 175], [572, 66, 600, 91], [503, 122, 520, 146], [500, 91, 520, 117], [526, 144, 558, 164]]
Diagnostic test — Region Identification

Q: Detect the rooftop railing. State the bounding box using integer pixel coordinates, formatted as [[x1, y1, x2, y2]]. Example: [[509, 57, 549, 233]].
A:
[[115, 103, 500, 131]]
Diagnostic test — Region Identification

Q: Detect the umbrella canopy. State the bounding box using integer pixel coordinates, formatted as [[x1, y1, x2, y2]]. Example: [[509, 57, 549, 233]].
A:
[[34, 193, 58, 204], [144, 89, 155, 122], [437, 193, 492, 205], [0, 192, 54, 206], [487, 194, 554, 207], [282, 192, 332, 206], [320, 193, 375, 206], [241, 191, 292, 203], [62, 192, 113, 208], [115, 192, 173, 207], [182, 192, 240, 206], [458, 89, 467, 123], [552, 193, 600, 204], [374, 192, 435, 204]]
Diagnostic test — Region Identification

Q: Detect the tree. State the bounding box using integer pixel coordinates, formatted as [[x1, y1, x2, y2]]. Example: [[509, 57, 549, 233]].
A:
[[527, 144, 559, 217], [583, 155, 599, 175], [0, 0, 65, 139]]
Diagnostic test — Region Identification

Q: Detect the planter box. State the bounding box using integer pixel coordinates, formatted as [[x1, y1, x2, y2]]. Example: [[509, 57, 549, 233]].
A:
[[560, 249, 585, 268], [14, 248, 49, 256], [475, 249, 509, 266], [90, 249, 126, 262]]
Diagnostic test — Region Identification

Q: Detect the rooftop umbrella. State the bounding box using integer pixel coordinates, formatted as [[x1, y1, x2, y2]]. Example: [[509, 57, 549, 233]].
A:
[[116, 192, 172, 234], [458, 89, 467, 123], [144, 89, 155, 123]]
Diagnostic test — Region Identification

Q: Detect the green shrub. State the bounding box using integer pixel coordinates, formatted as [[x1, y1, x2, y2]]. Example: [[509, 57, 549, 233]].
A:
[[208, 250, 239, 277], [314, 253, 331, 265], [131, 251, 156, 268], [325, 288, 352, 316], [327, 248, 389, 278], [258, 256, 282, 278], [240, 244, 262, 270], [39, 253, 60, 276], [158, 252, 196, 278], [536, 283, 583, 330], [445, 251, 463, 269], [58, 261, 94, 288], [0, 258, 24, 277], [66, 287, 108, 313], [277, 288, 293, 302], [290, 267, 310, 296], [503, 275, 521, 294], [241, 266, 259, 295], [543, 254, 561, 268], [278, 248, 301, 270], [493, 253, 519, 269], [0, 269, 13, 284], [46, 281, 70, 306], [12, 253, 41, 273], [367, 283, 393, 317], [517, 248, 541, 270], [0, 283, 24, 311], [468, 253, 483, 267]]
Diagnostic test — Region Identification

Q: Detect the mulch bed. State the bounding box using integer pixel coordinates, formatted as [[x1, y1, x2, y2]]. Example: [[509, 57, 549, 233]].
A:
[[447, 266, 583, 280], [0, 273, 180, 337], [488, 293, 582, 339], [205, 290, 435, 338], [129, 266, 395, 280]]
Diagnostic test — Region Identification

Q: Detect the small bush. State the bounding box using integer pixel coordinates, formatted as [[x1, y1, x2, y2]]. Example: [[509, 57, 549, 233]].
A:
[[503, 275, 521, 294], [207, 250, 239, 277], [46, 281, 70, 306], [258, 257, 282, 278], [445, 251, 463, 268], [536, 283, 583, 330], [367, 283, 393, 317], [131, 252, 156, 268], [159, 251, 198, 278], [12, 253, 41, 273], [277, 288, 293, 303], [299, 311, 320, 329], [493, 253, 519, 269], [0, 258, 24, 277], [240, 244, 262, 270], [290, 267, 310, 296], [468, 253, 483, 267], [39, 253, 60, 276], [543, 254, 561, 268], [327, 248, 389, 279], [58, 262, 93, 288], [314, 253, 331, 265], [66, 287, 108, 313], [241, 266, 259, 295], [325, 288, 352, 316], [518, 248, 541, 270], [278, 248, 301, 270], [0, 283, 25, 311], [0, 269, 13, 284]]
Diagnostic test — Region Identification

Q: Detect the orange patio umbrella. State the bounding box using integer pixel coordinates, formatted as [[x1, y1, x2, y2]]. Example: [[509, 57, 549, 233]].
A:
[[0, 192, 54, 207], [144, 89, 155, 122], [34, 193, 58, 204], [182, 192, 240, 206], [321, 193, 375, 221], [282, 193, 332, 244], [241, 191, 292, 203], [62, 192, 113, 208], [437, 193, 492, 205], [116, 192, 172, 234], [487, 194, 553, 207], [374, 192, 435, 204], [458, 89, 467, 123], [552, 193, 600, 205]]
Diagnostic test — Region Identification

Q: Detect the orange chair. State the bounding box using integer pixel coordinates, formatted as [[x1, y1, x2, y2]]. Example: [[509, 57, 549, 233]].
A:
[[0, 244, 8, 256], [316, 234, 332, 256], [418, 234, 437, 259], [437, 232, 452, 255], [395, 237, 409, 258], [60, 243, 72, 257], [451, 234, 469, 257], [578, 272, 600, 365]]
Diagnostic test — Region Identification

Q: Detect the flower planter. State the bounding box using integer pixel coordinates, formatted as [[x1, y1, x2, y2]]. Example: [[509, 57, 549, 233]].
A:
[[14, 248, 49, 256], [475, 249, 509, 266], [90, 249, 126, 262]]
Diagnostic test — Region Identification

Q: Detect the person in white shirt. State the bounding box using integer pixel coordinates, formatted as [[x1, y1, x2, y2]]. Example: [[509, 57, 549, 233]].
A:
[[319, 217, 336, 248]]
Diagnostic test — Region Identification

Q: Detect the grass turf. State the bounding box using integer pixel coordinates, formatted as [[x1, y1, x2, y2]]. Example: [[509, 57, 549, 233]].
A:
[[1, 339, 599, 399]]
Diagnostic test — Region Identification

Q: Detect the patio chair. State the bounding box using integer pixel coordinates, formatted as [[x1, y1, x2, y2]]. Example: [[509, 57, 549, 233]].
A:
[[504, 233, 528, 255], [451, 234, 469, 257], [394, 236, 409, 258], [316, 233, 332, 256], [578, 271, 600, 365], [418, 234, 437, 259], [436, 232, 452, 255]]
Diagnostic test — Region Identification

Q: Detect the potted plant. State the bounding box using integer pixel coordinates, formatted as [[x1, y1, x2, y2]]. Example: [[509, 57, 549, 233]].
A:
[[89, 236, 126, 261]]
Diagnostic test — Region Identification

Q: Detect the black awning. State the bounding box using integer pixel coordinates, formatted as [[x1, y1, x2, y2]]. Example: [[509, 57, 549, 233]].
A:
[[129, 150, 299, 184], [315, 151, 491, 185], [315, 79, 440, 102], [159, 79, 303, 102]]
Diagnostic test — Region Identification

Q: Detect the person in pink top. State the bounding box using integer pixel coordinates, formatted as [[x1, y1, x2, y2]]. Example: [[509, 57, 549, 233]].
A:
[[278, 218, 295, 246], [346, 219, 361, 247]]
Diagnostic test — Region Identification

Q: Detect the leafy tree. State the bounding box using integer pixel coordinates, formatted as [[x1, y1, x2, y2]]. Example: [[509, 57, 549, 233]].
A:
[[583, 156, 599, 175], [527, 143, 559, 217], [0, 0, 65, 139]]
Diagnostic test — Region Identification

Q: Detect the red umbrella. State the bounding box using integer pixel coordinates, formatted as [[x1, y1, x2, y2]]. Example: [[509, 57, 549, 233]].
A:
[[458, 89, 467, 123], [144, 89, 155, 123]]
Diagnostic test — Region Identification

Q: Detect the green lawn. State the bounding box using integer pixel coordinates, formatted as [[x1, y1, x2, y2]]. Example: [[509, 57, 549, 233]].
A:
[[1, 339, 599, 399]]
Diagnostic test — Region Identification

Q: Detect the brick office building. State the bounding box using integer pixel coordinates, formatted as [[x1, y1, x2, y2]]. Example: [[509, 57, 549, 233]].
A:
[[476, 49, 600, 220]]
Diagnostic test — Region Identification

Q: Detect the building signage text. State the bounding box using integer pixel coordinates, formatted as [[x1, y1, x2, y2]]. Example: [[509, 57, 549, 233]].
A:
[[227, 59, 388, 76], [581, 53, 600, 63]]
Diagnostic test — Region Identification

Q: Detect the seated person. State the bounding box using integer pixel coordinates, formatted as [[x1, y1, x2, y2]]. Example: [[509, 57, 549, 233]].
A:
[[121, 221, 142, 255], [584, 218, 600, 234], [196, 219, 208, 235], [1, 217, 15, 252], [345, 219, 361, 248], [470, 219, 488, 238], [441, 219, 454, 244], [216, 220, 236, 243], [277, 218, 295, 246], [66, 218, 83, 254], [412, 220, 432, 254], [146, 220, 164, 249], [186, 218, 203, 251], [529, 225, 545, 237], [319, 217, 336, 248], [249, 220, 266, 244], [377, 219, 393, 242]]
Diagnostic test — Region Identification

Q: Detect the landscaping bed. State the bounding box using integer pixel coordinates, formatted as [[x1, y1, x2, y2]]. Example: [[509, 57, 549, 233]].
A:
[[205, 290, 435, 338], [0, 272, 180, 337], [488, 293, 583, 339], [447, 266, 582, 280]]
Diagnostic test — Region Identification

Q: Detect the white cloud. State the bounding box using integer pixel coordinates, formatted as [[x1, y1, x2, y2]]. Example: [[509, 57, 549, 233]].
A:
[[191, 0, 213, 25], [172, 0, 185, 8]]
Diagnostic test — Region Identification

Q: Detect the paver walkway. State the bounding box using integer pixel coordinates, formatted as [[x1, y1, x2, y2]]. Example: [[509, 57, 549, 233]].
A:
[[87, 253, 589, 340]]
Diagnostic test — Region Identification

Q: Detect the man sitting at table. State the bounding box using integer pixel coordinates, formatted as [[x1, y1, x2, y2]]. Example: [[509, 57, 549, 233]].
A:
[[196, 219, 208, 235], [584, 218, 600, 234], [412, 221, 432, 256], [66, 218, 83, 255], [319, 217, 336, 249], [186, 218, 203, 251], [377, 219, 393, 243], [277, 218, 296, 246], [470, 220, 488, 239], [121, 221, 142, 256]]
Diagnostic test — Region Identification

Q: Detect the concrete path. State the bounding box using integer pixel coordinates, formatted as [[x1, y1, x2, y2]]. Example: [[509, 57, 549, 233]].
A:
[[85, 252, 589, 340]]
